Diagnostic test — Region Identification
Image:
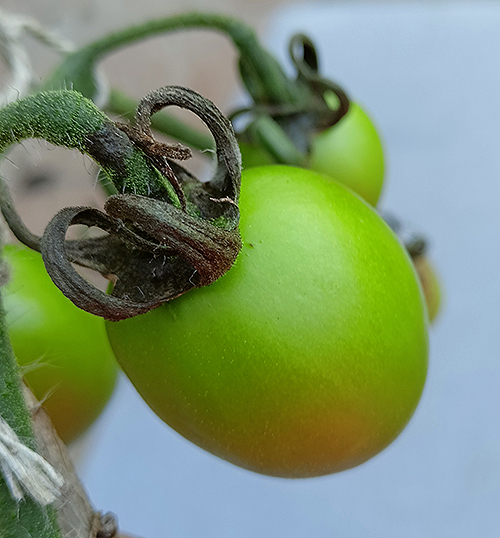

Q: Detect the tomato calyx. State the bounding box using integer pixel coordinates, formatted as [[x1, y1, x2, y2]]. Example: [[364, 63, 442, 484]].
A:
[[0, 87, 242, 320], [233, 34, 350, 164], [384, 213, 442, 322], [43, 86, 242, 320], [288, 33, 350, 131], [384, 213, 428, 259]]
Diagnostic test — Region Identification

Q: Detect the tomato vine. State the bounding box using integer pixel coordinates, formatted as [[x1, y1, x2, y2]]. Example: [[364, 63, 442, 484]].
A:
[[0, 8, 439, 535]]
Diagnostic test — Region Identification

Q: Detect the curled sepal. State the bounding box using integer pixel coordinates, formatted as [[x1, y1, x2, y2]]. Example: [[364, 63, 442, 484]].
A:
[[383, 213, 427, 259], [233, 34, 351, 162], [116, 85, 242, 214], [287, 33, 350, 129], [39, 86, 242, 320]]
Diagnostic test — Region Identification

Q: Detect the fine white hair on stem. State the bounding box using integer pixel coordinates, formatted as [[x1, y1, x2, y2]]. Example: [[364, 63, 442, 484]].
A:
[[0, 415, 64, 506]]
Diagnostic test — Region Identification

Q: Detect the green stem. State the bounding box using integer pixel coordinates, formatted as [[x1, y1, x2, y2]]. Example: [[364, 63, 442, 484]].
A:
[[107, 88, 214, 152], [45, 12, 300, 105], [249, 115, 306, 166], [0, 90, 179, 205], [0, 257, 61, 536]]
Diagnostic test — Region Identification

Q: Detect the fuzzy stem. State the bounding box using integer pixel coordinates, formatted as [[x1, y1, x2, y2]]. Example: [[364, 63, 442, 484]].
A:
[[0, 90, 185, 253], [45, 12, 300, 105], [0, 89, 180, 198], [0, 261, 62, 536]]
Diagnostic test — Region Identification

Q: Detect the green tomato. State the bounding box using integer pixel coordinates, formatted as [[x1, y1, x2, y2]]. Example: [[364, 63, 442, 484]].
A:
[[239, 103, 385, 207], [2, 244, 119, 443], [308, 102, 385, 206], [106, 165, 428, 478]]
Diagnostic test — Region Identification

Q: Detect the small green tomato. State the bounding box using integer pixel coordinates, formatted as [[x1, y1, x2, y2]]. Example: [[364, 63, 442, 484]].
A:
[[239, 103, 385, 206], [309, 102, 385, 206]]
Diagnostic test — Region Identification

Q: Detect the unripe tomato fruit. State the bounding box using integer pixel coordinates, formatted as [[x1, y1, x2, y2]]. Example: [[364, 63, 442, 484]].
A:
[[308, 103, 385, 206], [2, 244, 119, 443], [106, 165, 428, 478], [239, 103, 385, 207]]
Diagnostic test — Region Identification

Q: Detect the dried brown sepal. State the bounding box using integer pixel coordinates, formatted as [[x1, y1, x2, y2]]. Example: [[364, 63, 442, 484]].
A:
[[40, 86, 242, 320], [233, 34, 350, 158], [287, 33, 350, 130]]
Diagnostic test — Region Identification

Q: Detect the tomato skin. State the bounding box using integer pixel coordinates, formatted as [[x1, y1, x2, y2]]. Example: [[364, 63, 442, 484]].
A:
[[2, 244, 118, 443], [308, 103, 385, 206], [239, 103, 385, 206], [106, 165, 427, 478]]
